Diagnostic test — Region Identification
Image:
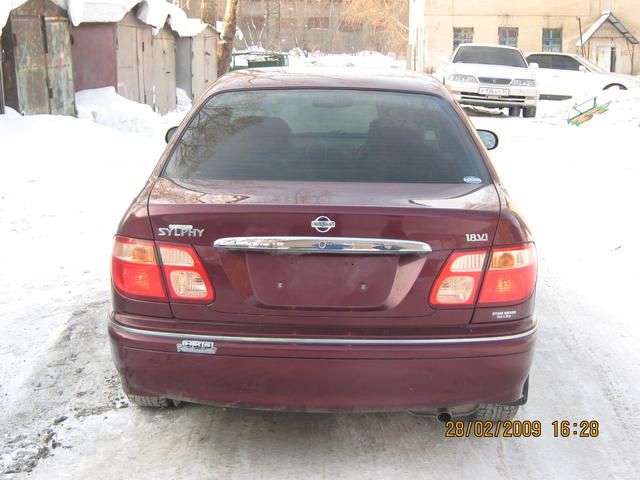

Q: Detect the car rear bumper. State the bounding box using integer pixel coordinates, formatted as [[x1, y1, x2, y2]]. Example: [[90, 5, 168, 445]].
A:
[[109, 315, 537, 412]]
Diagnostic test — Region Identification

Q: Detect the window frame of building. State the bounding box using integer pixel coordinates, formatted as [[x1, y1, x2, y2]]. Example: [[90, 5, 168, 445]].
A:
[[498, 27, 518, 47], [453, 27, 474, 51], [542, 28, 562, 52], [307, 17, 330, 30]]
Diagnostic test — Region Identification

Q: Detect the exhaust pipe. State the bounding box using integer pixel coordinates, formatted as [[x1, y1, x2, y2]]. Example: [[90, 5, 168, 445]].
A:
[[436, 408, 453, 423]]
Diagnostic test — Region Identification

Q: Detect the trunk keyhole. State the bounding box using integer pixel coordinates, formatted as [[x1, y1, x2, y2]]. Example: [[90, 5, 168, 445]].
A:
[[360, 283, 367, 291], [277, 282, 284, 289]]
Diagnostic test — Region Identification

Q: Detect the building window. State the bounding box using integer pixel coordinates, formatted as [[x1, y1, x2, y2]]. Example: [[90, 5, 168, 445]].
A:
[[453, 27, 474, 50], [542, 28, 562, 52], [498, 27, 518, 47], [307, 17, 330, 30]]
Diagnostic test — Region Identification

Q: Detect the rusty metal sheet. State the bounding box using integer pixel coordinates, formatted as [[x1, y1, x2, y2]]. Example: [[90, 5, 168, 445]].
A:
[[152, 28, 176, 114], [71, 23, 117, 91], [45, 18, 75, 115], [12, 15, 49, 114]]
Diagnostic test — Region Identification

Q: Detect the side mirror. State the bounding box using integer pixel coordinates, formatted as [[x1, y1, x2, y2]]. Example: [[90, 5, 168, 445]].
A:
[[579, 65, 588, 72], [528, 62, 539, 70], [165, 126, 178, 144], [477, 129, 499, 150]]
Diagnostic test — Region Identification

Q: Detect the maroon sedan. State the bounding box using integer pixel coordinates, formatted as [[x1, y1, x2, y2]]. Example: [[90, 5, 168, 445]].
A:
[[109, 68, 537, 421]]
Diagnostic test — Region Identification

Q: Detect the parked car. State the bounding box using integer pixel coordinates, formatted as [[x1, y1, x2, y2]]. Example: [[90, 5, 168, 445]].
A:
[[110, 68, 538, 421], [437, 44, 539, 117], [525, 52, 640, 100]]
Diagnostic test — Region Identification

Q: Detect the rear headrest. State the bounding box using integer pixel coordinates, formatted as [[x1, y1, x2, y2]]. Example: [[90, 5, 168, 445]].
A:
[[233, 116, 292, 140], [366, 120, 423, 148]]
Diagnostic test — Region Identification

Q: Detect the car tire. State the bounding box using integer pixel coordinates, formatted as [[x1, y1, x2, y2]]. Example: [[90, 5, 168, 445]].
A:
[[523, 107, 537, 118], [508, 106, 521, 117], [603, 83, 627, 91], [472, 403, 519, 421], [126, 393, 173, 408]]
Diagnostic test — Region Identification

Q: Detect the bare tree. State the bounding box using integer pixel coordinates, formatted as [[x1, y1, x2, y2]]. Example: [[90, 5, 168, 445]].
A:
[[217, 0, 240, 75], [340, 0, 408, 54]]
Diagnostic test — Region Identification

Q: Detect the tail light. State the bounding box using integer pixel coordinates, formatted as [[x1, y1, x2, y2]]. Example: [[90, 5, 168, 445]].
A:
[[478, 244, 536, 305], [112, 236, 215, 303], [430, 243, 536, 307], [429, 250, 487, 306], [112, 237, 166, 300], [158, 243, 215, 302]]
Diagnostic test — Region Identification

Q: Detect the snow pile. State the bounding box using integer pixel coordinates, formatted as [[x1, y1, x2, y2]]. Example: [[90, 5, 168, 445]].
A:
[[534, 88, 640, 127], [75, 86, 189, 138], [289, 49, 406, 69], [2, 0, 212, 37]]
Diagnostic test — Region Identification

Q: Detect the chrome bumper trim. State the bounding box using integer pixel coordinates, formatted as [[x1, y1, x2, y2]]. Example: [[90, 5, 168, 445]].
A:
[[109, 319, 537, 346], [213, 236, 432, 255]]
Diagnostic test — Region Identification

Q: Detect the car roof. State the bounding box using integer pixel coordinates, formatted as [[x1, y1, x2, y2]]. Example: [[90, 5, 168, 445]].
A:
[[526, 52, 575, 56], [204, 67, 448, 98], [456, 43, 523, 52]]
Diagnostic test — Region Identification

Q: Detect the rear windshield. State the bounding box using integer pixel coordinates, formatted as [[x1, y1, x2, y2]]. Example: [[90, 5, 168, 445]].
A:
[[454, 46, 527, 68], [163, 89, 489, 184]]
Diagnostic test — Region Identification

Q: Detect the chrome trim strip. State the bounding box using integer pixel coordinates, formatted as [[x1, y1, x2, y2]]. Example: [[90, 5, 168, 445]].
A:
[[110, 320, 537, 345], [213, 236, 432, 255]]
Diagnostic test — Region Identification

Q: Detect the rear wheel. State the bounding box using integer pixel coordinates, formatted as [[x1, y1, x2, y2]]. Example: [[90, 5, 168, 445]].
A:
[[603, 83, 627, 91], [472, 403, 519, 421], [523, 106, 537, 118], [508, 106, 521, 117], [126, 393, 173, 408]]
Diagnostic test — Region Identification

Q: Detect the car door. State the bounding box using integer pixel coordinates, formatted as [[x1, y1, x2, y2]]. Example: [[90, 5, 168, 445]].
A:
[[527, 54, 563, 99]]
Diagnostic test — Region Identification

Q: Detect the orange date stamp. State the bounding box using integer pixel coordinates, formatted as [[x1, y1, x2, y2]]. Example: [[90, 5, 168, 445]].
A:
[[444, 420, 600, 438]]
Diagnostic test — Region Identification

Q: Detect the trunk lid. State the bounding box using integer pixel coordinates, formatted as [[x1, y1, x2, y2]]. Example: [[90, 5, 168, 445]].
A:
[[148, 178, 500, 325]]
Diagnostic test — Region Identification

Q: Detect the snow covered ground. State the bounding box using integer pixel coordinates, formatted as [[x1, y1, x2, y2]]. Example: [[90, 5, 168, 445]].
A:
[[1, 72, 639, 478]]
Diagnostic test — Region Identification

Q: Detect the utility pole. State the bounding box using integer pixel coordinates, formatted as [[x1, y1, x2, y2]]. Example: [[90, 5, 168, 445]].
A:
[[217, 0, 240, 75]]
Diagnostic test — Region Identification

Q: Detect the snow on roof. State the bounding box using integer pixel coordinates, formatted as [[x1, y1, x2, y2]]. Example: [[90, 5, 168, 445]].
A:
[[165, 2, 207, 37], [1, 0, 214, 37], [577, 10, 639, 46], [61, 0, 141, 26]]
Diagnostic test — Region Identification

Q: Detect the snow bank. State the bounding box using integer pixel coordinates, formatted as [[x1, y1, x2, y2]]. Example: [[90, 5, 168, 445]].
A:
[[0, 105, 21, 118], [75, 86, 189, 138], [535, 88, 640, 127], [289, 50, 405, 69], [231, 48, 406, 70]]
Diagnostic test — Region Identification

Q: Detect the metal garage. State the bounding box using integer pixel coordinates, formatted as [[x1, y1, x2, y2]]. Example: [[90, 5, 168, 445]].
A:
[[0, 0, 75, 115], [176, 25, 218, 102]]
